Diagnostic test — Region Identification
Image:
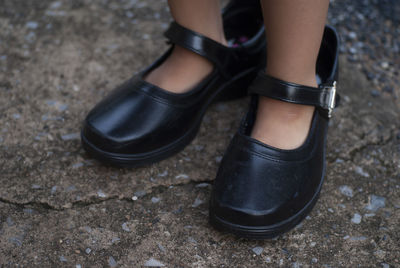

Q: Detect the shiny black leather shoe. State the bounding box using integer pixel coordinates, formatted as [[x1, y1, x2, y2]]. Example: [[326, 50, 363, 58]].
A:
[[209, 25, 340, 239], [81, 0, 266, 167]]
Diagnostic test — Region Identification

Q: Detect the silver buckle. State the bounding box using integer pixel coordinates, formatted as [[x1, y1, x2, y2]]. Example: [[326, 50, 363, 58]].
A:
[[324, 81, 337, 118]]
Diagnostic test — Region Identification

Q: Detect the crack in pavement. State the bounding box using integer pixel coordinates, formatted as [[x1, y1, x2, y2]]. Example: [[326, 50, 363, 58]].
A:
[[0, 180, 212, 211], [346, 130, 396, 162]]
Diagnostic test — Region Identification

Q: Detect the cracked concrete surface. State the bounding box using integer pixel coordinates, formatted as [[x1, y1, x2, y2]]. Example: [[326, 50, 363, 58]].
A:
[[1, 0, 399, 267]]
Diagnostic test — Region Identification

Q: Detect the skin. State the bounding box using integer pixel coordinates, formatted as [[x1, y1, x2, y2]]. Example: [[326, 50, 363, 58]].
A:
[[145, 0, 330, 149], [252, 0, 330, 149], [145, 0, 226, 93]]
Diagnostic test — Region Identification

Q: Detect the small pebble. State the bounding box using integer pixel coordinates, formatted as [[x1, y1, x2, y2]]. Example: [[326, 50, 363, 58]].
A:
[[26, 21, 39, 29], [108, 256, 117, 267], [335, 158, 344, 163], [157, 243, 166, 252], [194, 145, 204, 151], [252, 247, 263, 256], [8, 237, 22, 247], [348, 31, 357, 39], [158, 171, 168, 177], [349, 47, 357, 54], [381, 62, 389, 69], [374, 250, 386, 259], [175, 174, 189, 180], [66, 185, 76, 192], [97, 190, 106, 198], [72, 162, 84, 169], [370, 89, 381, 97], [144, 258, 165, 267], [192, 197, 204, 208], [188, 237, 197, 244], [25, 31, 36, 43], [12, 113, 21, 119], [45, 10, 66, 16], [151, 197, 160, 203], [125, 11, 134, 18], [23, 208, 34, 214], [111, 237, 120, 243], [122, 222, 130, 232], [61, 133, 80, 141], [50, 1, 62, 9], [215, 156, 223, 163], [195, 183, 211, 188], [292, 262, 301, 268], [134, 190, 146, 197], [339, 185, 353, 197], [351, 213, 362, 224], [354, 166, 370, 177], [365, 195, 386, 211], [349, 236, 367, 241]]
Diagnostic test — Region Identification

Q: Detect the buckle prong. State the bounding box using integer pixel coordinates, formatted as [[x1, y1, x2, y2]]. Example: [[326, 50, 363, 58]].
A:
[[325, 81, 337, 118]]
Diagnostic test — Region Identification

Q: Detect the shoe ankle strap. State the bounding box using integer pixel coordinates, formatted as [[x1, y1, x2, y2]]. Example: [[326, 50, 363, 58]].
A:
[[164, 21, 234, 79], [248, 72, 340, 118]]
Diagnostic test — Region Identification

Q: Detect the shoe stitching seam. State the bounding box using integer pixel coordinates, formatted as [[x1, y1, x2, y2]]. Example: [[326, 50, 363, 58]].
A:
[[240, 141, 318, 163]]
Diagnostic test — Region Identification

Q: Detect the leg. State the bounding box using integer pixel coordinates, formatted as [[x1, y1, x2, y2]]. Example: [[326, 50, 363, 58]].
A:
[[145, 0, 227, 93], [252, 0, 329, 149]]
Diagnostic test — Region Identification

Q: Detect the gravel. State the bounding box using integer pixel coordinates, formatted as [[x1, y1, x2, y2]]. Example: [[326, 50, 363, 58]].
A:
[[108, 256, 118, 267], [122, 222, 131, 232], [351, 213, 362, 224], [61, 132, 80, 141], [26, 21, 39, 29], [354, 166, 370, 177], [151, 197, 161, 203], [328, 0, 400, 99], [365, 195, 386, 211], [191, 197, 204, 208], [144, 258, 165, 267], [339, 185, 354, 197], [252, 247, 264, 256]]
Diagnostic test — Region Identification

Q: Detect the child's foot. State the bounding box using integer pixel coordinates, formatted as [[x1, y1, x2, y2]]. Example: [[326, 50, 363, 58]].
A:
[[251, 76, 317, 149], [145, 35, 227, 93]]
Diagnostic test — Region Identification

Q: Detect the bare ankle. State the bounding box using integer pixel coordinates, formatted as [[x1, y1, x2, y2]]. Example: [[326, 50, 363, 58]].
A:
[[258, 97, 315, 121], [251, 97, 315, 149]]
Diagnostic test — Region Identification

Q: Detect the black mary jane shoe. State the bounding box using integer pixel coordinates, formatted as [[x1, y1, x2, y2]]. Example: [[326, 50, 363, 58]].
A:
[[81, 0, 266, 167], [209, 25, 340, 239]]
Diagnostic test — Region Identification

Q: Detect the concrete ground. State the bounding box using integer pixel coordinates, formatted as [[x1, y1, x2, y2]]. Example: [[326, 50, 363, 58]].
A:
[[0, 0, 399, 267]]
